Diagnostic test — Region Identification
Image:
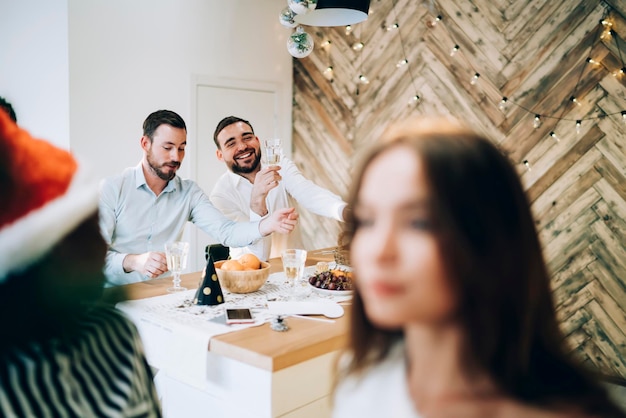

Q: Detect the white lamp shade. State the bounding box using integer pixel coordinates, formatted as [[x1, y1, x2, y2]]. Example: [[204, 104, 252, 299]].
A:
[[294, 0, 370, 26]]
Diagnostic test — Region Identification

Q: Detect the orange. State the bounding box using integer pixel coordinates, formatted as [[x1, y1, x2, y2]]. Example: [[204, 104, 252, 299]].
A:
[[239, 253, 261, 270], [220, 259, 245, 271]]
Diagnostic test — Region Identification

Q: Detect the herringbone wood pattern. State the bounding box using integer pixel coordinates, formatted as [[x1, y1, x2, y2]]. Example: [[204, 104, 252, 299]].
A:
[[292, 0, 626, 380]]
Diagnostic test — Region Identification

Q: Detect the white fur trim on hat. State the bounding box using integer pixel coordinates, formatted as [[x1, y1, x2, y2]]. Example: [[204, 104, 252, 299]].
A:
[[0, 164, 99, 282]]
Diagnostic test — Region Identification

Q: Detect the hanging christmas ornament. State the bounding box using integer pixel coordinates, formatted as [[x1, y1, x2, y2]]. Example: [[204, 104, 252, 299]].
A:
[[288, 0, 315, 15], [279, 6, 298, 28], [287, 26, 314, 58]]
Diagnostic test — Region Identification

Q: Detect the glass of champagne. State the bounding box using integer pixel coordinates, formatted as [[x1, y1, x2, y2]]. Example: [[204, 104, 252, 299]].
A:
[[164, 241, 189, 293], [263, 138, 282, 166], [281, 249, 307, 296]]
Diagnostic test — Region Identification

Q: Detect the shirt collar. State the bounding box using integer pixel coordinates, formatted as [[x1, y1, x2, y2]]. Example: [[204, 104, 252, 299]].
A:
[[226, 169, 252, 187], [134, 163, 177, 193]]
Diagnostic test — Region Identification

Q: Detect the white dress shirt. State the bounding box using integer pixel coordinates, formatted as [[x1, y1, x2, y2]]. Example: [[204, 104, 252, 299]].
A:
[[99, 164, 263, 286], [209, 157, 347, 260]]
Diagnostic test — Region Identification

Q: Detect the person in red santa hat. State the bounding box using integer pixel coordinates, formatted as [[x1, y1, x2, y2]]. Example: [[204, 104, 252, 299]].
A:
[[0, 108, 161, 417]]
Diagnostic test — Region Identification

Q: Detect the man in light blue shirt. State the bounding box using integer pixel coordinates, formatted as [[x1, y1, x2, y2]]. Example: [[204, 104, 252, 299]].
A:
[[99, 110, 297, 286]]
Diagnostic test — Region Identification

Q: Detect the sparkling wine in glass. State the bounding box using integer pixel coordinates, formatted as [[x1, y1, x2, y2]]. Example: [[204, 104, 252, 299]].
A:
[[281, 249, 307, 296], [263, 138, 282, 166], [165, 241, 189, 293]]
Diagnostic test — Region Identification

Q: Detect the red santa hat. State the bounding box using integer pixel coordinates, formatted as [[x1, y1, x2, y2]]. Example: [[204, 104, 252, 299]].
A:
[[0, 109, 99, 282]]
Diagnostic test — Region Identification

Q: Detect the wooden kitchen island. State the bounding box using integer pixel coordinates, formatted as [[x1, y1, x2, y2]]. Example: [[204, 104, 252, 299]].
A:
[[106, 249, 349, 418]]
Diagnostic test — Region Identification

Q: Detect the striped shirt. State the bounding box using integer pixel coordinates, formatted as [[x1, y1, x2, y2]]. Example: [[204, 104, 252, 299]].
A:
[[0, 306, 161, 417]]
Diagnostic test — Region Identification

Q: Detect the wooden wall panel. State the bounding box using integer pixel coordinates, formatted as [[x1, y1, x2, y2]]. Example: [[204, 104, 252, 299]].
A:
[[292, 0, 626, 380]]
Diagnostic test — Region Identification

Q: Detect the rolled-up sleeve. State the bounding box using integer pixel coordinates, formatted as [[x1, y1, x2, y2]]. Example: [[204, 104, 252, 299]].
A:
[[189, 183, 263, 247]]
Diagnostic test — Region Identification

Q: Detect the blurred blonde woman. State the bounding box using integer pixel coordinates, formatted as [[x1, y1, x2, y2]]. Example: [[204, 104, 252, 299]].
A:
[[332, 117, 625, 418]]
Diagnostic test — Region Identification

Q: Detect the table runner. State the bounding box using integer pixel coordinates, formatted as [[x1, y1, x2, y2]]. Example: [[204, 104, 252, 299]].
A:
[[116, 267, 350, 390]]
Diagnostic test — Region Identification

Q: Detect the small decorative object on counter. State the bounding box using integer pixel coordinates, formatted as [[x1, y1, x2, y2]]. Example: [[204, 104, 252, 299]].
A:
[[270, 315, 289, 332], [194, 255, 225, 306]]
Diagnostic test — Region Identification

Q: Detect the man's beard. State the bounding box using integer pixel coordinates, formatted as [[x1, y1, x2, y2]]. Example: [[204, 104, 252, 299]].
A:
[[147, 150, 179, 181], [229, 148, 261, 175]]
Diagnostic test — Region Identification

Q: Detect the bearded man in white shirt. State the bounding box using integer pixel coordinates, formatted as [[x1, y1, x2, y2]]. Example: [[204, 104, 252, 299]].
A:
[[210, 116, 348, 261]]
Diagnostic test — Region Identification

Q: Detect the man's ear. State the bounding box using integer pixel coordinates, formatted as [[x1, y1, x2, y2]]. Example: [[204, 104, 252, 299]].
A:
[[216, 148, 224, 161], [140, 135, 150, 151]]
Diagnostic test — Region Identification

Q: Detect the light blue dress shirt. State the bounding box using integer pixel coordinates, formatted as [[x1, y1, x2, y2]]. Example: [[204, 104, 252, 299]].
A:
[[99, 164, 262, 286]]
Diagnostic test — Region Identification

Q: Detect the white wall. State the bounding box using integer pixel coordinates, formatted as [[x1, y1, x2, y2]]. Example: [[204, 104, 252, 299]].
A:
[[0, 0, 70, 148], [2, 0, 293, 271], [68, 0, 292, 181]]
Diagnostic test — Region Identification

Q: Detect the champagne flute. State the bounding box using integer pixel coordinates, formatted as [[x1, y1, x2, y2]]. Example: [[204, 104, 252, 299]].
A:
[[263, 138, 283, 166], [281, 249, 307, 297], [164, 241, 189, 293]]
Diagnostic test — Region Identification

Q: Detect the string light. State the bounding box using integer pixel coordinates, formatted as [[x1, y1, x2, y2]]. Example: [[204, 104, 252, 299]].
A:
[[586, 57, 599, 65], [358, 74, 370, 84], [427, 14, 442, 28], [396, 58, 408, 68], [352, 41, 364, 51], [622, 111, 626, 123], [523, 160, 531, 171], [470, 73, 480, 85], [320, 40, 332, 48], [390, 0, 421, 109], [533, 115, 542, 129], [576, 120, 582, 134], [498, 97, 508, 111], [570, 96, 582, 106], [449, 45, 459, 56], [386, 22, 399, 31], [549, 131, 560, 142], [408, 95, 421, 106], [323, 66, 334, 81], [345, 25, 352, 35]]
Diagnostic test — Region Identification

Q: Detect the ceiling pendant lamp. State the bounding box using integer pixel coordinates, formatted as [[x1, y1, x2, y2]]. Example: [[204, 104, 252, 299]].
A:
[[294, 0, 370, 27]]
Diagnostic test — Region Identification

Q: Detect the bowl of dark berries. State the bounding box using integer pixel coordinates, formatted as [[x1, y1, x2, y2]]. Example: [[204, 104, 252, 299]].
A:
[[307, 262, 354, 296]]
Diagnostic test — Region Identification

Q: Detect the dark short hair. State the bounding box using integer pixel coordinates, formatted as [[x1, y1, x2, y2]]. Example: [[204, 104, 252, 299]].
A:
[[143, 110, 186, 141], [0, 96, 17, 123], [213, 116, 253, 149]]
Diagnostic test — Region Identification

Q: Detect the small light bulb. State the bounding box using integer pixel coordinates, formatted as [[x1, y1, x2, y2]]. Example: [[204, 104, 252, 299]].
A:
[[498, 97, 508, 111], [533, 115, 542, 129], [408, 94, 420, 105], [323, 66, 333, 80], [550, 131, 559, 142], [321, 40, 332, 48], [358, 74, 370, 84], [396, 58, 408, 68], [352, 41, 364, 51], [621, 111, 626, 124], [570, 96, 582, 106], [523, 160, 531, 171], [470, 73, 480, 85], [449, 45, 459, 56], [576, 120, 582, 134], [386, 22, 399, 31], [345, 25, 352, 35], [601, 19, 612, 27], [427, 15, 442, 28], [586, 57, 599, 65]]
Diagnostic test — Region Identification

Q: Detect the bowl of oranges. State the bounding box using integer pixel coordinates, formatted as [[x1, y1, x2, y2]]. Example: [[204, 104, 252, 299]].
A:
[[213, 253, 270, 294]]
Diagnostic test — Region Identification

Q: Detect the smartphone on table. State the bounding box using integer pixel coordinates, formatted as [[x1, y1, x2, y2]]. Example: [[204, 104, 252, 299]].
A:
[[225, 308, 255, 325]]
